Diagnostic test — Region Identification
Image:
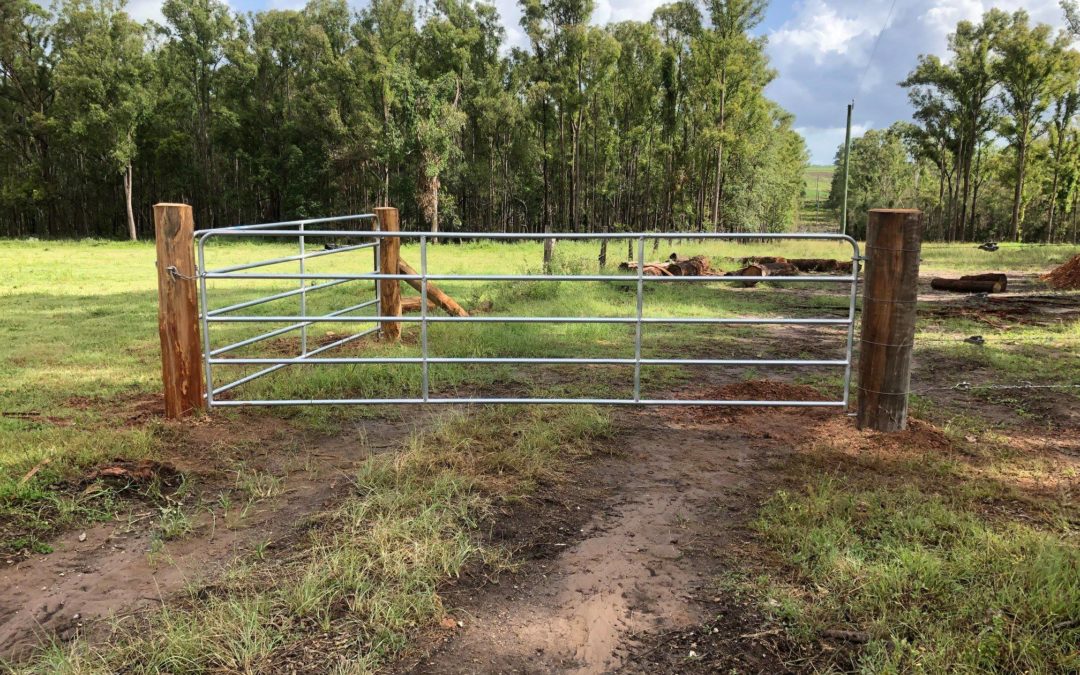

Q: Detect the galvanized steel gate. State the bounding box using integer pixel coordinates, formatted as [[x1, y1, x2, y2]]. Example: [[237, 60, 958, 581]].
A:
[[196, 215, 861, 408]]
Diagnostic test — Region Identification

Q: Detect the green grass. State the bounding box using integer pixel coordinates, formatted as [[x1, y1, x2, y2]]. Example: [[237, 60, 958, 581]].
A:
[[2, 237, 1074, 553], [9, 405, 610, 673], [799, 165, 835, 231], [919, 241, 1079, 274], [803, 164, 834, 204], [756, 479, 1079, 673], [2, 236, 1078, 672]]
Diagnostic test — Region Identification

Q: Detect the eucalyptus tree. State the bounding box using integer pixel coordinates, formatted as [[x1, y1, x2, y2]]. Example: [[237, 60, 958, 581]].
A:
[[652, 1, 701, 229], [0, 0, 57, 236], [694, 0, 767, 231], [0, 0, 811, 239], [992, 10, 1072, 241], [902, 11, 1003, 241], [52, 0, 151, 240], [1044, 56, 1080, 241], [1063, 1, 1080, 37], [154, 0, 238, 228], [826, 126, 917, 239], [353, 0, 419, 207]]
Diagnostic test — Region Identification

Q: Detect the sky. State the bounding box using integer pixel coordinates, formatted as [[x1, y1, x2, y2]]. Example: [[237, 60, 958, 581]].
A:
[[126, 0, 1076, 164]]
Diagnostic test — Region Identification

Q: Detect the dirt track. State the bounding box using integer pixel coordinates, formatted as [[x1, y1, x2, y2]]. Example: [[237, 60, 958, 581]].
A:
[[402, 385, 828, 674]]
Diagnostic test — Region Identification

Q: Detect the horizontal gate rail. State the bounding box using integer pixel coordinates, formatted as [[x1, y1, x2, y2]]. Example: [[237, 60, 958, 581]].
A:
[[209, 398, 848, 407], [195, 223, 861, 408], [209, 357, 849, 366], [203, 272, 852, 283], [205, 315, 848, 325]]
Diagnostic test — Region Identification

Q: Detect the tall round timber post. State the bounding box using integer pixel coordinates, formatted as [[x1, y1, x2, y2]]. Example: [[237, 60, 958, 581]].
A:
[[857, 208, 924, 432], [375, 207, 402, 342], [154, 203, 206, 418]]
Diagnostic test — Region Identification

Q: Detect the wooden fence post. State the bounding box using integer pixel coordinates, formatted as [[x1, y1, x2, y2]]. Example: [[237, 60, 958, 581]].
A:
[[857, 208, 924, 432], [376, 206, 401, 342], [154, 203, 205, 418]]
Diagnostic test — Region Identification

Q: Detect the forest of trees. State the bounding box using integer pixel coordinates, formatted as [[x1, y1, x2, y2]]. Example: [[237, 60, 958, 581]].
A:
[[830, 4, 1080, 243], [0, 0, 809, 240]]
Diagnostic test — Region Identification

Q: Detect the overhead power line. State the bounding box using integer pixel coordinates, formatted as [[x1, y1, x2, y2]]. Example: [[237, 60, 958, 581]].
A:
[[855, 0, 899, 98]]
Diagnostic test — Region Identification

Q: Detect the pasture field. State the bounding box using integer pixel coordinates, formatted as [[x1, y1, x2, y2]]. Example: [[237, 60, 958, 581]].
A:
[[1, 237, 1078, 673], [799, 164, 835, 230]]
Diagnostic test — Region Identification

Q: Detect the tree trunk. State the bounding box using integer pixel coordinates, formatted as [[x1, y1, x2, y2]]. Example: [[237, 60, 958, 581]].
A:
[[431, 175, 440, 245], [712, 81, 726, 232], [1010, 138, 1027, 242], [1048, 160, 1061, 243], [124, 163, 137, 241]]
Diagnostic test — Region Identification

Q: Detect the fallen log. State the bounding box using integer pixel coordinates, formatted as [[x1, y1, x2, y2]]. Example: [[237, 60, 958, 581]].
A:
[[401, 297, 437, 313], [397, 259, 470, 316], [930, 277, 1005, 294], [619, 254, 710, 276], [790, 258, 853, 273], [642, 264, 674, 276], [667, 254, 710, 276], [740, 256, 852, 273], [726, 261, 799, 287], [959, 273, 1008, 292], [740, 256, 788, 265]]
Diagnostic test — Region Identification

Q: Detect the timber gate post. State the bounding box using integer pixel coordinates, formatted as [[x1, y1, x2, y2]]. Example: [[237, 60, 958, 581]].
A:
[[856, 208, 924, 431], [376, 206, 401, 342], [154, 203, 206, 418]]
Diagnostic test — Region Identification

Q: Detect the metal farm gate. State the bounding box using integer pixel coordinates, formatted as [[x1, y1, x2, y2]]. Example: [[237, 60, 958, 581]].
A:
[[192, 214, 862, 409]]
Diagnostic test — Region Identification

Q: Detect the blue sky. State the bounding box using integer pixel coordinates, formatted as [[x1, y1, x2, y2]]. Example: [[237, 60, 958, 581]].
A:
[[128, 0, 1075, 164]]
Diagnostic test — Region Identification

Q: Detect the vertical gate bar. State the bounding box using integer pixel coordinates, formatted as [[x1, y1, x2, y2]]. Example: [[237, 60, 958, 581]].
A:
[[198, 237, 214, 408], [421, 235, 429, 402], [299, 222, 307, 355], [633, 236, 645, 402], [841, 251, 861, 407], [374, 217, 382, 339]]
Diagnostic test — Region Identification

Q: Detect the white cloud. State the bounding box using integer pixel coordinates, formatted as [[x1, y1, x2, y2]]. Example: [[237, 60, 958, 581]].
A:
[[126, 0, 165, 25], [770, 1, 873, 64], [765, 0, 1072, 162]]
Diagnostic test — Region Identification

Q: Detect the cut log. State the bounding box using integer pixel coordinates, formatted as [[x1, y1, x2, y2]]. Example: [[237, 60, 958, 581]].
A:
[[726, 261, 799, 287], [740, 256, 788, 265], [959, 273, 1007, 292], [397, 259, 470, 316], [790, 258, 853, 273], [642, 264, 674, 276], [401, 297, 437, 313], [740, 256, 852, 273], [931, 277, 1005, 293], [620, 255, 710, 276], [666, 255, 710, 276]]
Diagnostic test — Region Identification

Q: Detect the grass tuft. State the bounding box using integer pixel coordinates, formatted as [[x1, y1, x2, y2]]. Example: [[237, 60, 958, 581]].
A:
[[755, 478, 1080, 673], [8, 405, 610, 673]]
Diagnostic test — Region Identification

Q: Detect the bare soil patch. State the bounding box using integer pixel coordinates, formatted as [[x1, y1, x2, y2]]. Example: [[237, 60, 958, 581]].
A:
[[0, 409, 419, 660]]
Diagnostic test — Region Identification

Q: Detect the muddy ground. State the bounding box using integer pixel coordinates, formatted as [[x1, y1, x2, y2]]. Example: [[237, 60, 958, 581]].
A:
[[2, 275, 1077, 672]]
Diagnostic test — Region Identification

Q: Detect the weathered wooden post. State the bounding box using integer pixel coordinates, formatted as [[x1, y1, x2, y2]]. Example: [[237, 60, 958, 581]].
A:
[[154, 203, 205, 418], [376, 206, 401, 342], [857, 208, 923, 431]]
